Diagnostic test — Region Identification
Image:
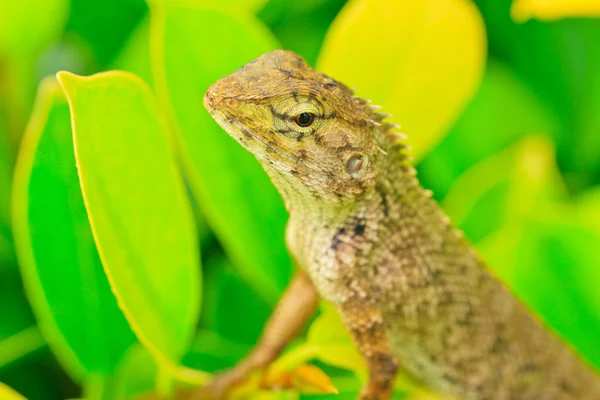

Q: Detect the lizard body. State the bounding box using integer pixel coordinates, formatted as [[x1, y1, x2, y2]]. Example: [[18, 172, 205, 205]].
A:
[[203, 50, 600, 400]]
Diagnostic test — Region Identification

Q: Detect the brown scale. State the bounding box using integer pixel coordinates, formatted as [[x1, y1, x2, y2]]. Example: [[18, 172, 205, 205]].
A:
[[197, 50, 600, 400]]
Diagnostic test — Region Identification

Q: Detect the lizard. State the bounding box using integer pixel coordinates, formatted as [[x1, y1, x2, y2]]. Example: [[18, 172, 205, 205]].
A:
[[200, 49, 600, 400]]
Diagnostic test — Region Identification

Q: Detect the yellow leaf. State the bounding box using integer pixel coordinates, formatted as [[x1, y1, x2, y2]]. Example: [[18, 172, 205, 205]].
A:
[[307, 302, 366, 374], [511, 0, 600, 22], [0, 382, 26, 400], [263, 364, 338, 395], [505, 135, 568, 219], [290, 365, 339, 395], [225, 364, 336, 398], [318, 0, 486, 160]]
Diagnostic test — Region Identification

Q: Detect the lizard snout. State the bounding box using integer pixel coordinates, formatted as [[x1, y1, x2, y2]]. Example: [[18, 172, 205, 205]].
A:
[[204, 81, 239, 115], [203, 85, 219, 111]]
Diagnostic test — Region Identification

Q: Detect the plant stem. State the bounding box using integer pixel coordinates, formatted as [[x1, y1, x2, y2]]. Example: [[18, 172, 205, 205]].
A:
[[0, 326, 46, 369]]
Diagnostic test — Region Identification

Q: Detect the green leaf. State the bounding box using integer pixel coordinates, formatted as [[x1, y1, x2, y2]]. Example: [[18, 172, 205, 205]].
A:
[[113, 344, 158, 399], [150, 3, 291, 303], [201, 255, 271, 346], [0, 268, 40, 370], [475, 0, 600, 188], [258, 0, 348, 66], [505, 217, 600, 367], [112, 16, 213, 248], [111, 17, 153, 88], [0, 382, 26, 400], [154, 0, 268, 13], [0, 0, 68, 148], [112, 331, 251, 399], [64, 0, 146, 67], [575, 187, 600, 229], [0, 326, 45, 371], [0, 118, 15, 269], [12, 77, 136, 378], [318, 0, 487, 159], [574, 187, 600, 312], [56, 71, 201, 365], [0, 0, 68, 57], [221, 0, 268, 12], [0, 362, 68, 400], [442, 135, 566, 242], [183, 329, 249, 373], [418, 61, 561, 200]]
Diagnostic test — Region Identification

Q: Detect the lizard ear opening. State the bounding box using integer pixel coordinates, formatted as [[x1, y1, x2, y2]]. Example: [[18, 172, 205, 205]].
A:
[[346, 154, 368, 178]]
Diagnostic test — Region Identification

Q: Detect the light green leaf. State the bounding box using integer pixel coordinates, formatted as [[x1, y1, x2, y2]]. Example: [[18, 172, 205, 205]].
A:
[[574, 188, 600, 312], [12, 78, 136, 378], [56, 71, 201, 365], [444, 134, 566, 257], [575, 187, 600, 228], [0, 326, 45, 371], [418, 61, 561, 201], [0, 0, 67, 145], [150, 3, 291, 303], [111, 16, 213, 247], [0, 0, 68, 57], [150, 0, 268, 12], [220, 0, 268, 13], [318, 0, 487, 160], [111, 17, 153, 88], [113, 344, 158, 399], [442, 135, 566, 242], [0, 382, 26, 400]]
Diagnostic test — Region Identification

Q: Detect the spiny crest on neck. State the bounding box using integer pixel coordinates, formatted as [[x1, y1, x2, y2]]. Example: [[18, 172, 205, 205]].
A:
[[349, 91, 413, 166]]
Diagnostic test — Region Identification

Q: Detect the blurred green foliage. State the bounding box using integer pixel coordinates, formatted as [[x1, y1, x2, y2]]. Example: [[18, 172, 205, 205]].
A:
[[0, 0, 599, 399]]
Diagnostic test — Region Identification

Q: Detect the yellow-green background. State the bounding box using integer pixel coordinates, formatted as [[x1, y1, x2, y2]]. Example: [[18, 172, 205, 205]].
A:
[[1, 0, 600, 399]]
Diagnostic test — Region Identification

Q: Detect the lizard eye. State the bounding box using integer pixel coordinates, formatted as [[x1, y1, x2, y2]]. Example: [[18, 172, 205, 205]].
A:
[[295, 112, 314, 127]]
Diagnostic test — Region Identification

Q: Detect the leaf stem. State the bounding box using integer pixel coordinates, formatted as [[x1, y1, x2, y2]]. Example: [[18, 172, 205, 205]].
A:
[[0, 326, 46, 369], [83, 374, 112, 400]]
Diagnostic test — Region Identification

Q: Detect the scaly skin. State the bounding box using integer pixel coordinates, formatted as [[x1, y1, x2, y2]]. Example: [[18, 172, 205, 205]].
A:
[[203, 50, 600, 400]]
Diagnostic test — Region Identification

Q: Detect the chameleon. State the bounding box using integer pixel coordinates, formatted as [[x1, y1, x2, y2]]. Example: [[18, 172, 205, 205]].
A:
[[200, 50, 600, 399]]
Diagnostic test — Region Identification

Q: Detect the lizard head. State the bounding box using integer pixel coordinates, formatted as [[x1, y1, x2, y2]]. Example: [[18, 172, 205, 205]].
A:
[[204, 50, 384, 204]]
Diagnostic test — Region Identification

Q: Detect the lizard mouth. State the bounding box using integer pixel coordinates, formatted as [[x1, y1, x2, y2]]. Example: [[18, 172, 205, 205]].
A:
[[204, 85, 297, 163], [230, 121, 298, 164], [205, 99, 299, 165]]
